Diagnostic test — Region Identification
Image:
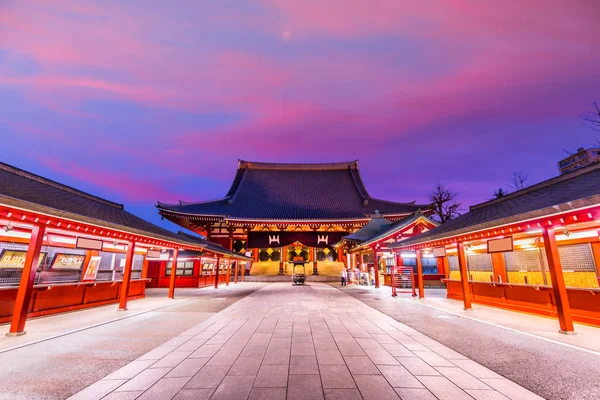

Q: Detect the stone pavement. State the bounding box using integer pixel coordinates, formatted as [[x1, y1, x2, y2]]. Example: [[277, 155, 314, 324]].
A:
[[69, 283, 543, 400]]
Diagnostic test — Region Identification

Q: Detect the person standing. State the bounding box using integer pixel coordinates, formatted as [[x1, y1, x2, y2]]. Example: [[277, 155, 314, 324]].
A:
[[340, 268, 347, 286]]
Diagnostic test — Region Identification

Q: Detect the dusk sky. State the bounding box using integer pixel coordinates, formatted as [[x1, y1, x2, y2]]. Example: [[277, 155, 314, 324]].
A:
[[1, 1, 599, 231]]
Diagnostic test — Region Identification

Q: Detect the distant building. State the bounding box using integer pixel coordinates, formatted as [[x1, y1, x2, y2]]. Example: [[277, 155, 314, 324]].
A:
[[558, 147, 600, 174]]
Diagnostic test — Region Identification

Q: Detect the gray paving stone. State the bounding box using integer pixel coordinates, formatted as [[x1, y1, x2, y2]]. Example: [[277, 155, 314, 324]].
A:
[[101, 391, 144, 400], [104, 360, 156, 380], [165, 358, 210, 378], [354, 374, 400, 400], [393, 388, 437, 400], [319, 365, 356, 389], [206, 349, 242, 366], [413, 351, 455, 367], [291, 341, 316, 356], [172, 388, 214, 400], [115, 368, 171, 392], [228, 356, 262, 376], [152, 351, 193, 368], [263, 347, 291, 364], [323, 388, 363, 400], [316, 349, 345, 366], [211, 375, 255, 400], [416, 376, 473, 400], [289, 356, 319, 375], [397, 357, 440, 376], [67, 379, 127, 400], [254, 364, 289, 387], [382, 343, 414, 358], [336, 341, 366, 356], [436, 366, 492, 390], [481, 378, 545, 400], [378, 365, 424, 388], [287, 374, 324, 400], [136, 377, 190, 400], [466, 389, 511, 400], [190, 344, 222, 358], [248, 387, 287, 400], [344, 356, 380, 375], [185, 364, 229, 389]]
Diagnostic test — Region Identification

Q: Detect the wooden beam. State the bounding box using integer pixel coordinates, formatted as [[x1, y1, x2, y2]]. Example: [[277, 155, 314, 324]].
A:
[[415, 249, 424, 298], [542, 228, 575, 334], [118, 240, 136, 310], [168, 249, 179, 299], [7, 224, 46, 336], [456, 242, 472, 310]]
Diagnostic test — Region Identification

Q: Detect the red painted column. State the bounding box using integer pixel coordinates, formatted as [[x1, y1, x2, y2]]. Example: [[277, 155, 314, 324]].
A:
[[338, 247, 344, 265], [491, 253, 507, 283], [415, 249, 424, 298], [226, 259, 230, 286], [396, 252, 403, 267], [119, 240, 136, 310], [372, 247, 380, 288], [234, 261, 239, 284], [542, 228, 575, 334], [457, 242, 472, 310], [168, 248, 179, 299], [8, 224, 46, 336], [241, 261, 246, 282], [214, 255, 220, 289]]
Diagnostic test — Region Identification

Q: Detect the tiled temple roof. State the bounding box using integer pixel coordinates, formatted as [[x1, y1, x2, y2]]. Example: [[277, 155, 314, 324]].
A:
[[0, 162, 249, 258], [158, 160, 430, 221], [339, 211, 437, 250], [390, 163, 600, 249]]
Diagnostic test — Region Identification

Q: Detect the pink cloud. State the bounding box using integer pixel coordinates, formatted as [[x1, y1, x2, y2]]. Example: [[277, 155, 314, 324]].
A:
[[38, 158, 187, 203]]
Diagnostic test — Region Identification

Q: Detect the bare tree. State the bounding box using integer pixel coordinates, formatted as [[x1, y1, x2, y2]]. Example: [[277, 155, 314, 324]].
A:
[[429, 182, 461, 224], [493, 188, 508, 199], [581, 99, 600, 132], [510, 172, 530, 191]]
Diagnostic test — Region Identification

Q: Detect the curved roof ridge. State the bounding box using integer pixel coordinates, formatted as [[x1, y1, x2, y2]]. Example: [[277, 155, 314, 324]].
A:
[[0, 161, 123, 210], [227, 166, 248, 204], [370, 197, 430, 207], [238, 159, 359, 171], [157, 198, 228, 208], [349, 167, 368, 200]]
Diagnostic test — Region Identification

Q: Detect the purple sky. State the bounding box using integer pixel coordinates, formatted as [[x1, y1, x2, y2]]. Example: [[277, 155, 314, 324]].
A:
[[1, 1, 599, 231]]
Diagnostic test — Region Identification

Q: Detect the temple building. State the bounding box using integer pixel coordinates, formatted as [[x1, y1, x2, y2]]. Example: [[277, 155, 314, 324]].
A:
[[390, 162, 600, 331], [157, 160, 433, 281]]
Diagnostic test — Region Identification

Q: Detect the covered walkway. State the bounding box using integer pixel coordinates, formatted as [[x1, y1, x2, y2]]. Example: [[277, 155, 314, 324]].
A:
[[68, 283, 543, 400]]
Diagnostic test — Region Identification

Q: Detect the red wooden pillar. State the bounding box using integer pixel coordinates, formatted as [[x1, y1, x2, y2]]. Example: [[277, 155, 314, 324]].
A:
[[279, 246, 285, 275], [372, 247, 380, 288], [214, 255, 220, 289], [338, 247, 344, 265], [234, 261, 239, 284], [456, 242, 472, 310], [491, 253, 507, 283], [415, 249, 424, 298], [241, 261, 246, 282], [226, 259, 230, 286], [8, 224, 46, 336], [542, 228, 575, 334], [119, 240, 136, 310], [396, 252, 403, 267], [168, 248, 179, 299]]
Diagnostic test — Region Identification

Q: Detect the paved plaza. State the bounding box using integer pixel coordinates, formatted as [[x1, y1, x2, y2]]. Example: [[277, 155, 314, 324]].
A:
[[68, 283, 543, 400]]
